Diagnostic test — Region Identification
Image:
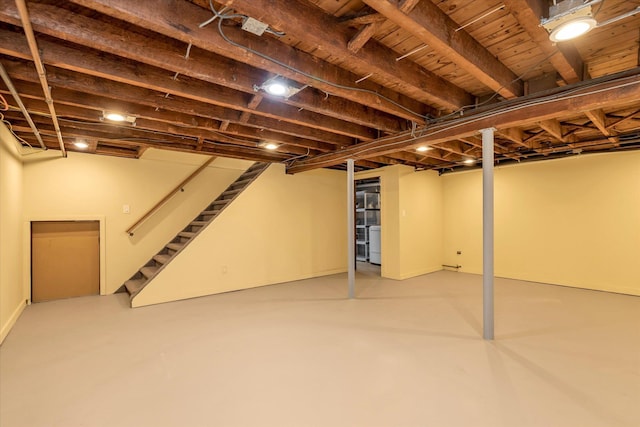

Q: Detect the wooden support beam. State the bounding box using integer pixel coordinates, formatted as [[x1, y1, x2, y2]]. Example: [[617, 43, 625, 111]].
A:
[[607, 108, 640, 129], [585, 109, 619, 145], [239, 95, 262, 123], [363, 0, 523, 98], [341, 13, 386, 26], [399, 0, 421, 13], [286, 68, 640, 173], [538, 119, 565, 142], [218, 0, 472, 110], [347, 22, 381, 53]]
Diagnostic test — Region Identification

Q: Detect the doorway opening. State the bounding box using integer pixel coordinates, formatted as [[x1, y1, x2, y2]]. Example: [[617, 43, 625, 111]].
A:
[[355, 178, 380, 276], [31, 221, 100, 302]]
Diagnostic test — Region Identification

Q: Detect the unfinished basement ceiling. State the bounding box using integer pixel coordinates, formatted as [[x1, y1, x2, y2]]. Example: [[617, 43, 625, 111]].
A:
[[0, 0, 639, 173]]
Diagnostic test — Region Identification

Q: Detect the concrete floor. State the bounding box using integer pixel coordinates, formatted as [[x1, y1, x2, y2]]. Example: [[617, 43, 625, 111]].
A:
[[1, 269, 639, 427]]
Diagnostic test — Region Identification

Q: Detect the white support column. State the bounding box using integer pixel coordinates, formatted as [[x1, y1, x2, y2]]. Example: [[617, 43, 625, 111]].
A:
[[481, 127, 495, 340], [347, 159, 355, 299]]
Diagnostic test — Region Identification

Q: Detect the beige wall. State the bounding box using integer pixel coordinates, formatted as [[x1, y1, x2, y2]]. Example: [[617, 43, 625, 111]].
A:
[[133, 164, 347, 307], [398, 169, 444, 279], [356, 165, 443, 280], [23, 149, 251, 294], [443, 152, 640, 295], [0, 123, 25, 343]]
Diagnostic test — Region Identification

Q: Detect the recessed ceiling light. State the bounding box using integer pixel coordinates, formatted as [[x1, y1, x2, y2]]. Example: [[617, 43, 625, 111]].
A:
[[549, 16, 596, 42], [104, 112, 126, 121], [263, 81, 288, 96], [416, 146, 431, 152], [256, 76, 306, 98], [73, 140, 89, 149], [103, 111, 136, 124]]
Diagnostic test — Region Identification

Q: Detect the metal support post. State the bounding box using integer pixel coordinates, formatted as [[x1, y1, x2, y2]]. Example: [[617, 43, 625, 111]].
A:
[[347, 159, 355, 299], [481, 127, 495, 340]]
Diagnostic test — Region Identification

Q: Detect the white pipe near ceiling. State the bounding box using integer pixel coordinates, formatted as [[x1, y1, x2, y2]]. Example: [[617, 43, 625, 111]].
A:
[[0, 62, 46, 150], [15, 0, 66, 157]]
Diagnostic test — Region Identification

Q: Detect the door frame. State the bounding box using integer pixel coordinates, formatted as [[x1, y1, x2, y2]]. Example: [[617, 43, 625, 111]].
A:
[[24, 215, 106, 303]]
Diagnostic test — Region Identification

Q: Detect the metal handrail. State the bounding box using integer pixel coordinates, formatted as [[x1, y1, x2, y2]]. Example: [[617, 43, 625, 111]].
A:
[[126, 156, 215, 236]]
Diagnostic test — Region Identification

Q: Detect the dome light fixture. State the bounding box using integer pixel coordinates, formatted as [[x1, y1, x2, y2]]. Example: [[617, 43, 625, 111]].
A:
[[263, 81, 288, 96], [255, 76, 307, 99], [416, 145, 431, 152], [541, 0, 597, 43], [73, 139, 89, 149], [548, 16, 597, 42], [102, 111, 136, 125], [259, 141, 280, 150]]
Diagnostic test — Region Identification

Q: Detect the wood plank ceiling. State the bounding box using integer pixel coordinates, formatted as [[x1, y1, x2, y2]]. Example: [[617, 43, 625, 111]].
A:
[[0, 0, 639, 172]]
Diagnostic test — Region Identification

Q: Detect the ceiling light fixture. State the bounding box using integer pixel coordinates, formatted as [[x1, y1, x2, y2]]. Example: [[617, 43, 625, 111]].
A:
[[102, 111, 136, 125], [255, 76, 307, 99], [463, 158, 476, 165], [549, 16, 597, 42], [73, 140, 89, 149], [259, 141, 280, 150], [541, 0, 598, 42], [542, 0, 640, 43], [416, 146, 431, 152]]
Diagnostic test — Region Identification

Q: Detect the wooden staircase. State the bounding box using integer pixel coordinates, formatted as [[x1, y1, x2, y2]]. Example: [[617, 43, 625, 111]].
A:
[[124, 162, 269, 300]]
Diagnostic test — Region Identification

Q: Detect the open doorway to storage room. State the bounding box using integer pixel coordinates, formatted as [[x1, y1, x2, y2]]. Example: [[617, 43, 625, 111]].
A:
[[355, 178, 381, 276], [31, 221, 100, 303]]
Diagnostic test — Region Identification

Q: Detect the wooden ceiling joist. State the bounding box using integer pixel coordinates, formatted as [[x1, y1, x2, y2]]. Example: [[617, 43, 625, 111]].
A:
[[503, 0, 584, 84], [0, 58, 360, 148], [65, 0, 435, 122], [0, 1, 409, 135], [217, 0, 473, 110], [0, 0, 638, 171], [585, 109, 619, 145], [363, 0, 523, 98]]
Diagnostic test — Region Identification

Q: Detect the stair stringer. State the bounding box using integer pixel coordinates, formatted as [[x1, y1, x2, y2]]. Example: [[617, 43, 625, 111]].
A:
[[131, 164, 349, 307], [125, 162, 269, 303]]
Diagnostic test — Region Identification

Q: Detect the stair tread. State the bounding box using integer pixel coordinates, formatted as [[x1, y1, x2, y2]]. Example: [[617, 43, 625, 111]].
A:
[[179, 231, 197, 238], [153, 254, 172, 264], [166, 242, 185, 251], [125, 278, 146, 295], [140, 266, 159, 278], [191, 220, 208, 225], [231, 179, 252, 186]]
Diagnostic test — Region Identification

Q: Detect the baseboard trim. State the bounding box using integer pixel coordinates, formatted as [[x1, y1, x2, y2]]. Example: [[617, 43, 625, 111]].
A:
[[0, 300, 27, 345]]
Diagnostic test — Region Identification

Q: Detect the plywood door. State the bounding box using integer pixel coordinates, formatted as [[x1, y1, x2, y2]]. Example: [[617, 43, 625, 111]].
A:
[[31, 221, 99, 302]]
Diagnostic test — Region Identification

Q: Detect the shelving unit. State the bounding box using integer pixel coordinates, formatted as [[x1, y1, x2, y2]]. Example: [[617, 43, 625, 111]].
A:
[[355, 190, 380, 262]]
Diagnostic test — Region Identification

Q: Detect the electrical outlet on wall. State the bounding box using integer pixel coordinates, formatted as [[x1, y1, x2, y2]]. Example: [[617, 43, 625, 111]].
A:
[[122, 204, 130, 214]]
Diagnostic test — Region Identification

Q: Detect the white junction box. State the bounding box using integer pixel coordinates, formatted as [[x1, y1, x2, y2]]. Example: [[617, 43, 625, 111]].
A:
[[241, 17, 269, 36]]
